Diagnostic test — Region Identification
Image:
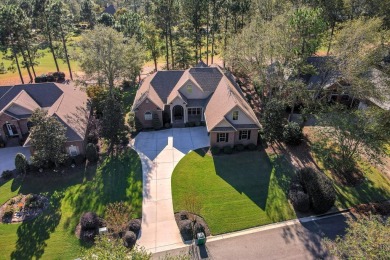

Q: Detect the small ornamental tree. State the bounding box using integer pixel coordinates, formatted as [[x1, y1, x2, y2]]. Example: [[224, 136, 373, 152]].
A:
[[29, 109, 68, 168], [105, 202, 133, 236], [152, 112, 162, 130], [262, 99, 286, 144], [85, 143, 98, 162], [15, 153, 28, 175]]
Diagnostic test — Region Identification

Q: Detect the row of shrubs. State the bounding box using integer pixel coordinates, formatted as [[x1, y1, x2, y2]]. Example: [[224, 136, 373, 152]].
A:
[[79, 211, 141, 248], [35, 72, 66, 83], [185, 121, 206, 127], [211, 143, 257, 155], [289, 168, 336, 214]]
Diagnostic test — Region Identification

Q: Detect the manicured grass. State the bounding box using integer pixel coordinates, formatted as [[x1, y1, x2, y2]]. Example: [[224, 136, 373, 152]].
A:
[[172, 149, 296, 235], [0, 149, 142, 260]]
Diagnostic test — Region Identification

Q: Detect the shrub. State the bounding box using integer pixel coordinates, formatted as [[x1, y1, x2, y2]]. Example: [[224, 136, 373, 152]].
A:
[[223, 146, 233, 154], [194, 222, 205, 235], [210, 147, 220, 155], [0, 138, 5, 147], [73, 154, 85, 165], [63, 156, 73, 167], [2, 170, 13, 179], [2, 206, 14, 221], [179, 219, 193, 241], [195, 121, 201, 127], [235, 144, 245, 152], [87, 132, 99, 145], [288, 189, 310, 212], [86, 143, 98, 163], [283, 122, 303, 146], [80, 212, 99, 230], [246, 143, 257, 151], [81, 229, 98, 241], [178, 211, 189, 220], [123, 231, 137, 248], [128, 219, 141, 236], [164, 122, 171, 128], [299, 168, 336, 214], [15, 153, 28, 174], [152, 113, 162, 130], [25, 194, 37, 205]]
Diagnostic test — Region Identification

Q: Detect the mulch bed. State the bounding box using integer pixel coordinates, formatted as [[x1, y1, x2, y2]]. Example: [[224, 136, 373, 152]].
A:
[[174, 211, 211, 238], [0, 194, 49, 223], [350, 201, 390, 216]]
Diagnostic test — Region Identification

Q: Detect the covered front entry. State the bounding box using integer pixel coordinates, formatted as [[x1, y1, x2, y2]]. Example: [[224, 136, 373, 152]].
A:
[[2, 123, 19, 138], [172, 105, 184, 123]]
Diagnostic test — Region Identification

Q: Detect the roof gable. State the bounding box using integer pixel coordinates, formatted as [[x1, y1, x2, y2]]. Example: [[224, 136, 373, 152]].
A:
[[150, 71, 184, 103]]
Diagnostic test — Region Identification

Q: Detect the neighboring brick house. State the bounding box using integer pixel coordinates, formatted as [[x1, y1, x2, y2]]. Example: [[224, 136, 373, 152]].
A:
[[132, 62, 261, 147], [0, 82, 90, 155]]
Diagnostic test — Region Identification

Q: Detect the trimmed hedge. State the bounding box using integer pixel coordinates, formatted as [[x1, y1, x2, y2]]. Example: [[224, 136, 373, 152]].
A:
[[235, 144, 245, 152], [223, 146, 233, 154], [210, 146, 220, 155], [299, 168, 336, 214], [2, 170, 13, 179], [283, 122, 303, 146], [80, 212, 99, 230], [289, 189, 310, 212], [86, 143, 98, 163], [123, 231, 137, 248], [128, 219, 141, 236], [246, 143, 257, 151]]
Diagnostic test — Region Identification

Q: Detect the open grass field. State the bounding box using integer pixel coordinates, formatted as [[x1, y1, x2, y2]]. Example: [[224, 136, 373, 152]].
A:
[[172, 149, 296, 235], [0, 149, 142, 260]]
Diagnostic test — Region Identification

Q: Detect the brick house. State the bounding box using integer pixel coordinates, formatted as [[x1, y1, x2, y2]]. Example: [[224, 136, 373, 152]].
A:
[[0, 82, 90, 155], [132, 62, 261, 147]]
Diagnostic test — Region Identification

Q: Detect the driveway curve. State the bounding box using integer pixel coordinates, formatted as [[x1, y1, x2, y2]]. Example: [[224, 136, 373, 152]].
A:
[[131, 127, 209, 253]]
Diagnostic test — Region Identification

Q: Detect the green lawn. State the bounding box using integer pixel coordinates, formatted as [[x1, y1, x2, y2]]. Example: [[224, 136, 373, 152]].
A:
[[311, 144, 390, 209], [172, 149, 296, 235], [0, 149, 142, 260]]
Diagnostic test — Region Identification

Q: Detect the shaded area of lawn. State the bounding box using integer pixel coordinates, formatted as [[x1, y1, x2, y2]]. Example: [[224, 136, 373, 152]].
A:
[[310, 137, 390, 209], [172, 149, 296, 235], [0, 148, 142, 260]]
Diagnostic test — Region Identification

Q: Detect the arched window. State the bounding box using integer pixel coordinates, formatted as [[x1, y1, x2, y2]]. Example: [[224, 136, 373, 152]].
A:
[[144, 111, 152, 120]]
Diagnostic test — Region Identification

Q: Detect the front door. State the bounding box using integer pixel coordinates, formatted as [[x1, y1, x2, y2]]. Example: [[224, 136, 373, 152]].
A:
[[5, 123, 17, 136]]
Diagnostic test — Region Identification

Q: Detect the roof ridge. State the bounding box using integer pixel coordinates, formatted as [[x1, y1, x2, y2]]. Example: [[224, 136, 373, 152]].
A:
[[53, 93, 65, 113]]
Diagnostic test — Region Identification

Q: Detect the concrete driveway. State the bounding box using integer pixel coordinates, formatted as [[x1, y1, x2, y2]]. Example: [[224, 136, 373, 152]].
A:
[[131, 127, 209, 253], [0, 146, 31, 176]]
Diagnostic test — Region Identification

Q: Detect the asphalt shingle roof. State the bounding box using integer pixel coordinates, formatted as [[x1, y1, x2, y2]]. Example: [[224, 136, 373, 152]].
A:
[[189, 67, 223, 92], [150, 71, 184, 103]]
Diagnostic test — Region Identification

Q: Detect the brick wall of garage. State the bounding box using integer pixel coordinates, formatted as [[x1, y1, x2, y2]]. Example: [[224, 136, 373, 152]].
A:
[[210, 131, 235, 148], [234, 129, 258, 146], [135, 99, 163, 129]]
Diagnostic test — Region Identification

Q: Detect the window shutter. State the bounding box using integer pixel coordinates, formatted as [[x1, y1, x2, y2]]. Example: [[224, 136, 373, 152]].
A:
[[248, 130, 251, 140], [226, 133, 229, 142]]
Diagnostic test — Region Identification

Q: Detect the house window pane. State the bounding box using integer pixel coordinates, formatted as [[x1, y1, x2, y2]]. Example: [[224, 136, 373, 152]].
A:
[[69, 145, 79, 156], [233, 111, 239, 120], [144, 111, 152, 120], [217, 133, 228, 142], [239, 130, 250, 140], [187, 85, 193, 93]]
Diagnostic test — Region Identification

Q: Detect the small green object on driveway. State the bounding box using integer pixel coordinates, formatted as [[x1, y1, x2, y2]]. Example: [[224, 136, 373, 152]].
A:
[[196, 232, 206, 245]]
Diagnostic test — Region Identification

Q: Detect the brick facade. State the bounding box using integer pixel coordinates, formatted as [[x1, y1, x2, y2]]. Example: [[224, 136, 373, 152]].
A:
[[134, 98, 163, 129], [210, 129, 258, 148]]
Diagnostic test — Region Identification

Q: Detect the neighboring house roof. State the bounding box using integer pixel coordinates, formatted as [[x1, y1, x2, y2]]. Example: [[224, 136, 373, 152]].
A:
[[103, 4, 116, 15], [366, 68, 390, 110], [132, 63, 261, 131], [305, 56, 342, 90], [0, 82, 89, 144]]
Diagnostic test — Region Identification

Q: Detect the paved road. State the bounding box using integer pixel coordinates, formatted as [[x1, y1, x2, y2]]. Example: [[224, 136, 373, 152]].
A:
[[131, 127, 210, 253], [153, 213, 352, 260]]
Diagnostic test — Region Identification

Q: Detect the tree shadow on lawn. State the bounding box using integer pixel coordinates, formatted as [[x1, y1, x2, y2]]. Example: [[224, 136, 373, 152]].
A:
[[61, 148, 143, 237], [211, 148, 294, 217]]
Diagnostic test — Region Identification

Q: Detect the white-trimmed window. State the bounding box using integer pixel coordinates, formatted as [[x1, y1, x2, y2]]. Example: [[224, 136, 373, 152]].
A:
[[144, 111, 152, 120], [188, 107, 201, 115], [187, 84, 193, 93], [239, 130, 251, 140], [217, 133, 229, 142], [232, 111, 239, 120], [68, 145, 79, 156]]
